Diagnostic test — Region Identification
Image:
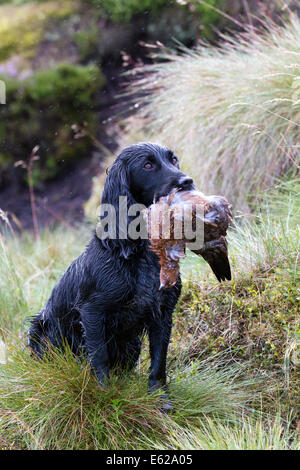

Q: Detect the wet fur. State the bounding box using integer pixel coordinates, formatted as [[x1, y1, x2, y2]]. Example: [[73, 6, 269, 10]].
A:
[[28, 143, 194, 401]]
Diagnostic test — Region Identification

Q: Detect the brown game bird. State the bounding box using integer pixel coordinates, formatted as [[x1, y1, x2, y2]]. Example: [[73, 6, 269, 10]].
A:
[[144, 189, 232, 288]]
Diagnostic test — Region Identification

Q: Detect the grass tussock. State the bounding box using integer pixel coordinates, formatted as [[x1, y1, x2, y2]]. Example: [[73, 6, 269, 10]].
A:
[[0, 343, 168, 450], [126, 16, 300, 210], [0, 224, 89, 337], [0, 341, 268, 450]]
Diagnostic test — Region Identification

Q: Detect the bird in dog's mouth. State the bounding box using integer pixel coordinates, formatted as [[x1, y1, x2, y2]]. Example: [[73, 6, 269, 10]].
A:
[[144, 188, 232, 289]]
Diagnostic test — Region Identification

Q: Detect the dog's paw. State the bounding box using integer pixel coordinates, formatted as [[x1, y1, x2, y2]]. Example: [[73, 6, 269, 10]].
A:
[[159, 395, 174, 414], [148, 385, 174, 414]]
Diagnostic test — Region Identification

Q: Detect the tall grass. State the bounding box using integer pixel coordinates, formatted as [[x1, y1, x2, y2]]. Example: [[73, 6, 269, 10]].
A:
[[0, 343, 266, 449], [128, 16, 300, 210], [0, 222, 275, 449], [146, 414, 300, 450], [229, 178, 300, 277], [0, 225, 88, 337]]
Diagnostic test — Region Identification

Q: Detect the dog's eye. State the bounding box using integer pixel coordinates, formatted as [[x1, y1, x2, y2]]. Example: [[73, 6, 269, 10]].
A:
[[172, 156, 178, 165], [144, 162, 153, 170]]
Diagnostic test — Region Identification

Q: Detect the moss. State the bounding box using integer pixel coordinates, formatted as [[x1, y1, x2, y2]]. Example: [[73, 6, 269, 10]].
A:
[[171, 267, 299, 408], [0, 2, 78, 62], [0, 63, 105, 182]]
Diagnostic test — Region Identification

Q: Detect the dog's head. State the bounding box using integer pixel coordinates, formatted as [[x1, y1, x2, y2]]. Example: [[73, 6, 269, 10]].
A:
[[102, 142, 194, 207], [99, 143, 194, 257]]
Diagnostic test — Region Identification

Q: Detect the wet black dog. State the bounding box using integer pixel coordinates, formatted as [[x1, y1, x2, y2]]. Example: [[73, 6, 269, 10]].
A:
[[28, 142, 194, 410]]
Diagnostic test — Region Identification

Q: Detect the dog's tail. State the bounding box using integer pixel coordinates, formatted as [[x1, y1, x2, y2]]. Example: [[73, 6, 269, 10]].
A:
[[27, 311, 48, 358], [28, 309, 84, 358]]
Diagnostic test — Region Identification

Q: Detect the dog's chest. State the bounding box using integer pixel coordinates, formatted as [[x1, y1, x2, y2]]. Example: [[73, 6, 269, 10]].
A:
[[108, 250, 180, 337], [136, 251, 162, 299], [120, 251, 163, 314]]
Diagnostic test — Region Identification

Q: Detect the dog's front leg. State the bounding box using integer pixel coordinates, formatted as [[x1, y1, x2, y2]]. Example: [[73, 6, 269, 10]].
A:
[[81, 308, 109, 386], [147, 315, 173, 412]]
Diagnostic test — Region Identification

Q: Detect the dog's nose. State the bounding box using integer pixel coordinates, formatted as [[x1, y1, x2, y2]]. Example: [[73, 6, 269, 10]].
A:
[[178, 176, 194, 190]]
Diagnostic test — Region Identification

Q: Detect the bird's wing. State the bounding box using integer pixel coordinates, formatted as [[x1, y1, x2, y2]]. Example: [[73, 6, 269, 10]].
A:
[[192, 236, 231, 282]]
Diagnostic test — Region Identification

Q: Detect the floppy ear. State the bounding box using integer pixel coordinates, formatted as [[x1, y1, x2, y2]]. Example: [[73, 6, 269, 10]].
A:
[[101, 158, 134, 206], [99, 157, 142, 258]]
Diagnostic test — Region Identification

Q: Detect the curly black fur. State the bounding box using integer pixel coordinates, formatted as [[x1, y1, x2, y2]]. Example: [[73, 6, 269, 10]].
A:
[[28, 143, 194, 404]]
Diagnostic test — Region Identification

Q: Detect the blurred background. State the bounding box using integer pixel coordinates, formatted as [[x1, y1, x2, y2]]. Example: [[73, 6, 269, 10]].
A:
[[0, 0, 298, 230]]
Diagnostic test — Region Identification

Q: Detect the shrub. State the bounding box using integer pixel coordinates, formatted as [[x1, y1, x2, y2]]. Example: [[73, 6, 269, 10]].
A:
[[0, 63, 105, 183], [88, 0, 224, 42], [90, 0, 171, 23]]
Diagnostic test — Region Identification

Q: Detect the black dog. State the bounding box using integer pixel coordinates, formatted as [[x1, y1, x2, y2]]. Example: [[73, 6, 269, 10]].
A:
[[28, 142, 194, 410]]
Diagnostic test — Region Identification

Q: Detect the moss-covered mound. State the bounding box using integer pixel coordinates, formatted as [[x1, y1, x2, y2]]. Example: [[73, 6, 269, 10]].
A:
[[175, 272, 299, 366], [0, 63, 105, 183]]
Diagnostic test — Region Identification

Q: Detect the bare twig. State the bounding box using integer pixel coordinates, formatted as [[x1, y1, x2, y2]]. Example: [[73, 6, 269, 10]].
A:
[[15, 146, 40, 241], [196, 0, 246, 30]]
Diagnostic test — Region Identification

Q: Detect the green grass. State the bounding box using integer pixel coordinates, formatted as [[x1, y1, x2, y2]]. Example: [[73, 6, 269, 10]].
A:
[[177, 180, 299, 406], [0, 178, 299, 449], [147, 414, 300, 450], [0, 224, 89, 337], [126, 16, 300, 210], [0, 342, 269, 450], [229, 179, 300, 276]]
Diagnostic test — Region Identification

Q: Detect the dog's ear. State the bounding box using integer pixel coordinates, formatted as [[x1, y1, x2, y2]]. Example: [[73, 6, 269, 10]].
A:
[[101, 158, 135, 208], [99, 157, 142, 258]]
